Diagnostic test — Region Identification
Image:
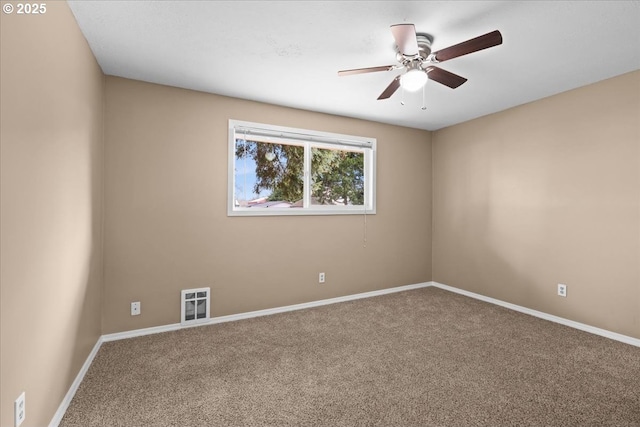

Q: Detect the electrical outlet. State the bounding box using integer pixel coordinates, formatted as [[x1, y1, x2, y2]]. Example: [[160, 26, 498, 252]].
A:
[[131, 301, 141, 315], [14, 392, 25, 427], [557, 284, 567, 297], [318, 272, 325, 284]]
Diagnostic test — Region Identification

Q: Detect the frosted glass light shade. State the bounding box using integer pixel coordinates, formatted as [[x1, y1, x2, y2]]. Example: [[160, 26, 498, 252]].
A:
[[400, 69, 428, 92]]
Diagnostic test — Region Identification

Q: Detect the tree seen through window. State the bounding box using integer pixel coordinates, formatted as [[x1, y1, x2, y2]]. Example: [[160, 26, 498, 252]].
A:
[[234, 139, 364, 207]]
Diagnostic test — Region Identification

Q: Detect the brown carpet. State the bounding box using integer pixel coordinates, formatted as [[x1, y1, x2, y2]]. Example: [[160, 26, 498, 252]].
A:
[[60, 287, 640, 426]]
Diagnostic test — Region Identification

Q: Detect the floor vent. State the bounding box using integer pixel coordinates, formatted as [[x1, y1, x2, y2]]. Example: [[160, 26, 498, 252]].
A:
[[181, 287, 210, 325]]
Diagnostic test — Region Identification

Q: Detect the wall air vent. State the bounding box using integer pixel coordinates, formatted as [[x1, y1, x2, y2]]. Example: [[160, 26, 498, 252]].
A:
[[181, 287, 210, 325]]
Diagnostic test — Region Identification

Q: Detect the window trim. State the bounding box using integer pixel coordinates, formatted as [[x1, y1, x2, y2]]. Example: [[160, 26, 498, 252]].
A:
[[228, 119, 376, 216]]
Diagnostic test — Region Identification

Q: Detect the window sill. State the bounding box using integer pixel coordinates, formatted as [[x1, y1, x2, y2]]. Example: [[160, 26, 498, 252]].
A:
[[228, 207, 376, 217]]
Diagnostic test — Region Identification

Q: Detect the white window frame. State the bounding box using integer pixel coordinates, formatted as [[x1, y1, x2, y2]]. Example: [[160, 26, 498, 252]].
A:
[[228, 119, 376, 216]]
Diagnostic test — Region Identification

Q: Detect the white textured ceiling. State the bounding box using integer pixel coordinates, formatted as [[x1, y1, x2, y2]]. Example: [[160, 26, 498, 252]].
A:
[[67, 1, 640, 131]]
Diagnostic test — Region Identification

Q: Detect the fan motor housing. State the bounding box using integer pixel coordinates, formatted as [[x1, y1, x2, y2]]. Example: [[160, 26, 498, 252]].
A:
[[416, 34, 433, 59]]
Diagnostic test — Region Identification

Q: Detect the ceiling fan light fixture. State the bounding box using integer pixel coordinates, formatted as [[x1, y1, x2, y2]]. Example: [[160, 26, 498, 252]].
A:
[[400, 68, 428, 92]]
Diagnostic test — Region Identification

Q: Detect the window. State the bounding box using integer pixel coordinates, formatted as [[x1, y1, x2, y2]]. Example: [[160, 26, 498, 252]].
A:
[[228, 120, 376, 216]]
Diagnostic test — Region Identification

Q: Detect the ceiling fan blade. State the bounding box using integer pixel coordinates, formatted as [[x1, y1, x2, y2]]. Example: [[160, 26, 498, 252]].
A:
[[377, 75, 401, 100], [338, 65, 395, 76], [426, 66, 467, 89], [390, 24, 419, 56], [433, 30, 502, 62]]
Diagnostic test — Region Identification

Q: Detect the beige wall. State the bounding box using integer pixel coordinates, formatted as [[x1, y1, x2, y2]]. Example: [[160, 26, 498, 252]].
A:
[[433, 70, 640, 339], [102, 77, 432, 333], [0, 2, 104, 427]]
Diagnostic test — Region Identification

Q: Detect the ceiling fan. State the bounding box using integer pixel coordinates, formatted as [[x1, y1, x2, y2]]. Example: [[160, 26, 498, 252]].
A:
[[338, 24, 503, 100]]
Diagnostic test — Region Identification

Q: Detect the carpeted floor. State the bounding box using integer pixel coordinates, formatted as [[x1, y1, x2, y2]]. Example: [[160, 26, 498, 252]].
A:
[[60, 287, 640, 426]]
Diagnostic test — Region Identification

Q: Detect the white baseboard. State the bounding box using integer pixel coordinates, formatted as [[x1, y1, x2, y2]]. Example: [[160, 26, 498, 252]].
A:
[[88, 280, 640, 348], [51, 279, 639, 426], [101, 322, 184, 342], [101, 282, 433, 342], [48, 337, 103, 427], [208, 282, 432, 325], [431, 282, 640, 348]]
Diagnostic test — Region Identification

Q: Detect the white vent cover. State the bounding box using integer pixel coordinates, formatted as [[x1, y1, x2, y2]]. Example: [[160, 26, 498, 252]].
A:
[[181, 287, 210, 325]]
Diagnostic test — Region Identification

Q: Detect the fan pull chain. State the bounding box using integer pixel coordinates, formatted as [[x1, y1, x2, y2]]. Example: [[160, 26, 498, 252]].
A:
[[400, 86, 405, 106], [421, 84, 427, 110]]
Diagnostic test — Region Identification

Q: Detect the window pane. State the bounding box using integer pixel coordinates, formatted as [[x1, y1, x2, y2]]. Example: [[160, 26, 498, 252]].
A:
[[311, 147, 364, 206], [234, 139, 304, 208]]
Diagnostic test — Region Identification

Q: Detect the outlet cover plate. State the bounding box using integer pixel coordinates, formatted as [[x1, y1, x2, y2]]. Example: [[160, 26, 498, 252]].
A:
[[131, 301, 141, 315], [558, 284, 567, 297], [15, 392, 25, 427]]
